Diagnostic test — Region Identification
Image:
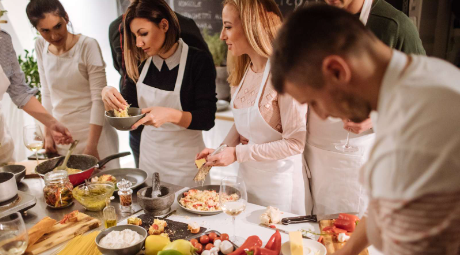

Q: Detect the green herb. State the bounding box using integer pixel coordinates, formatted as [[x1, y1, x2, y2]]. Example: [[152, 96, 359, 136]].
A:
[[0, 10, 7, 18], [17, 49, 41, 102], [202, 28, 227, 66], [300, 229, 330, 237]]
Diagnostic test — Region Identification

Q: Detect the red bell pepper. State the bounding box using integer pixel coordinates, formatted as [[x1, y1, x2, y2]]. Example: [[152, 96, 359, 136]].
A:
[[317, 236, 324, 244], [264, 230, 281, 255], [334, 219, 356, 232], [229, 236, 263, 255], [247, 247, 279, 255], [338, 213, 360, 224]]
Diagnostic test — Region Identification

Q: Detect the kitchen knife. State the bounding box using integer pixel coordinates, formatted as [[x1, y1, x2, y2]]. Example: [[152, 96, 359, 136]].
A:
[[258, 224, 311, 239], [316, 212, 359, 221], [281, 215, 317, 225]]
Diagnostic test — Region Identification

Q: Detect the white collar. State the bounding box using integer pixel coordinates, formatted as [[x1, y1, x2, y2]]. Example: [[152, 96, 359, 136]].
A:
[[152, 40, 182, 71]]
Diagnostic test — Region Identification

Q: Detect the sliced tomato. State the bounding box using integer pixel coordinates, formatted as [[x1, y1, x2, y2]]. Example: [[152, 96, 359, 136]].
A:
[[317, 236, 323, 244], [322, 226, 333, 231], [338, 213, 360, 223], [333, 220, 354, 232]]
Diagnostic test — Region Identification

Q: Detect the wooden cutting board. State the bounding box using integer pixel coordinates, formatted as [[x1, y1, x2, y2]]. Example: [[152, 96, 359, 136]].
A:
[[319, 220, 369, 255], [26, 212, 100, 255], [14, 160, 45, 177]]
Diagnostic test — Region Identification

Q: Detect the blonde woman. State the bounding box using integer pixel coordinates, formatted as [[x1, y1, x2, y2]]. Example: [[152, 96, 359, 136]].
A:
[[197, 0, 311, 214], [101, 0, 217, 187]]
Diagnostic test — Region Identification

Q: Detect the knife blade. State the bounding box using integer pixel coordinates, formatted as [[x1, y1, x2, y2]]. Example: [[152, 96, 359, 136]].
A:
[[316, 212, 359, 221], [281, 215, 317, 225], [258, 224, 311, 239]]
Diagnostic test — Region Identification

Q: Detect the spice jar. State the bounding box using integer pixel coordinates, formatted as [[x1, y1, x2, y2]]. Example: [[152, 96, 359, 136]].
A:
[[117, 179, 133, 213], [43, 170, 73, 208]]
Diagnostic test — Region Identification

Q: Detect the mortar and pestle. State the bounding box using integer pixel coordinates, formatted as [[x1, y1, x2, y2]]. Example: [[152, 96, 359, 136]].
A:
[[137, 173, 175, 216]]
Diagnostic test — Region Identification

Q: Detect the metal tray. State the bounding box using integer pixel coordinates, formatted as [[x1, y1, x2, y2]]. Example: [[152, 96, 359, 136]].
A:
[[91, 168, 147, 191], [177, 185, 223, 216]]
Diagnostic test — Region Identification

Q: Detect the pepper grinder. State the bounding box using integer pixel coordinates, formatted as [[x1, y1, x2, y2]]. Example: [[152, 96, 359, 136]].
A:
[[117, 178, 133, 213]]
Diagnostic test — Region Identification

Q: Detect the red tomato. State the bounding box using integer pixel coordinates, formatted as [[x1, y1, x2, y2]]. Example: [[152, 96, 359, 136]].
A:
[[334, 219, 356, 232], [200, 235, 210, 244], [220, 233, 229, 241], [205, 243, 214, 250], [208, 232, 217, 242], [190, 239, 198, 246], [338, 213, 360, 223], [194, 243, 203, 254]]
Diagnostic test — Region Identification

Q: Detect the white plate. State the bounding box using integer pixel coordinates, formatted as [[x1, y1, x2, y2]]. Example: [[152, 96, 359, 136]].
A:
[[281, 240, 327, 255]]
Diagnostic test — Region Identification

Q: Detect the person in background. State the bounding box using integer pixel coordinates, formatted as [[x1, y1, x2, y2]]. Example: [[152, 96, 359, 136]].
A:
[[26, 0, 120, 168], [0, 29, 73, 164], [271, 5, 460, 254], [102, 0, 216, 187], [197, 0, 310, 215], [107, 0, 213, 167], [303, 0, 426, 217]]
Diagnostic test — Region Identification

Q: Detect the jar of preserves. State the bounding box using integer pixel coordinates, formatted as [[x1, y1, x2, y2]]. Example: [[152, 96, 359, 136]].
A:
[[43, 170, 73, 208]]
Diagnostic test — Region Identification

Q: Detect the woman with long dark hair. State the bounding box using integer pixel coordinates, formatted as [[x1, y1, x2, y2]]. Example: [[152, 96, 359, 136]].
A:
[[26, 0, 119, 168], [101, 0, 217, 186]]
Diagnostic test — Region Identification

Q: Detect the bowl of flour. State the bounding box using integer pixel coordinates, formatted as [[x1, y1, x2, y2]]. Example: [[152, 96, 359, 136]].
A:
[[96, 225, 147, 255]]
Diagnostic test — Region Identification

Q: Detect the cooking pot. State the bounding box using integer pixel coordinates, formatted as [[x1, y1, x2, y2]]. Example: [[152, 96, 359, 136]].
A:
[[35, 152, 130, 186], [0, 172, 18, 203]]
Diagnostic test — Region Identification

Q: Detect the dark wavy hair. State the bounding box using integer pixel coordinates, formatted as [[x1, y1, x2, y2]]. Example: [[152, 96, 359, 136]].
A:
[[124, 0, 180, 81], [26, 0, 69, 28]]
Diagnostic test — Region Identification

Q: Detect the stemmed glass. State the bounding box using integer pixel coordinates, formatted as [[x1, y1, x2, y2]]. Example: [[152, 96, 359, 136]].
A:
[[335, 129, 358, 152], [219, 176, 247, 245], [0, 212, 29, 255], [23, 124, 45, 166]]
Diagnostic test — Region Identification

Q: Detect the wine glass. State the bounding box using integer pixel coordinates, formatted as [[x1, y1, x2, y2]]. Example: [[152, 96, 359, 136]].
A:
[[0, 213, 29, 255], [335, 129, 358, 152], [23, 124, 44, 166], [219, 176, 247, 245]]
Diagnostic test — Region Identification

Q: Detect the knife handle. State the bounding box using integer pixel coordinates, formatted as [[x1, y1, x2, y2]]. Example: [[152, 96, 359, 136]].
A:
[[281, 215, 317, 225]]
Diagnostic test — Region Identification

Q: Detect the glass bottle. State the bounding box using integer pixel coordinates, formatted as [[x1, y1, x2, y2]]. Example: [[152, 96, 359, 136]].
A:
[[43, 170, 73, 208], [103, 197, 117, 228], [117, 179, 133, 213]]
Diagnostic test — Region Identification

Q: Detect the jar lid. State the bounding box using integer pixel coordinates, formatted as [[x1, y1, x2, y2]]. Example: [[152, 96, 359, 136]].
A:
[[117, 178, 132, 191], [44, 170, 69, 182]]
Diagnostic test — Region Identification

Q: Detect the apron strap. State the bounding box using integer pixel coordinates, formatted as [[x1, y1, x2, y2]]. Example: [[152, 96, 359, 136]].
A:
[[231, 62, 251, 108], [138, 57, 152, 84], [173, 39, 189, 94], [254, 60, 271, 106]]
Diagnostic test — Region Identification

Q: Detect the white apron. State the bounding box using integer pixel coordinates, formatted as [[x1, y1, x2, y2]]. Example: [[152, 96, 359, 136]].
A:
[[0, 65, 14, 164], [232, 61, 309, 215], [41, 37, 119, 168], [304, 0, 373, 217], [138, 40, 205, 187]]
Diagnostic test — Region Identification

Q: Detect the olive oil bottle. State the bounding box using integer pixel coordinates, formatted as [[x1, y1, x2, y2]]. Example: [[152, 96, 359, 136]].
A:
[[103, 197, 117, 228]]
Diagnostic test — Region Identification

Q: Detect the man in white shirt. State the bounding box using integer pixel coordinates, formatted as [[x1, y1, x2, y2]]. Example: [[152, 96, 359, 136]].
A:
[[271, 5, 460, 255]]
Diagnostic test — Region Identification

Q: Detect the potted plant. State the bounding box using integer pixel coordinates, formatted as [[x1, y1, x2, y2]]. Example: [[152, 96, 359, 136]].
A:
[[203, 29, 230, 101], [18, 50, 41, 102]]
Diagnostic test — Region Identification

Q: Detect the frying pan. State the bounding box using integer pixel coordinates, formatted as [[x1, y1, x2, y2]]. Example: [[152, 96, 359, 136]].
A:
[[35, 152, 131, 186]]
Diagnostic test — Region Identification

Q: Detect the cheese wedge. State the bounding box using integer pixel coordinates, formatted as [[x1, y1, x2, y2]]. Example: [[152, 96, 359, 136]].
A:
[[195, 158, 206, 169], [289, 231, 304, 255]]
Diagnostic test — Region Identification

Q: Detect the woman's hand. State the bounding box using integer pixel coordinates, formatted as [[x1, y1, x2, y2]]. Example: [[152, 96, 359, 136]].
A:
[[132, 107, 179, 129], [196, 148, 215, 160], [205, 147, 237, 167], [83, 145, 100, 160], [343, 118, 373, 134], [101, 86, 128, 111]]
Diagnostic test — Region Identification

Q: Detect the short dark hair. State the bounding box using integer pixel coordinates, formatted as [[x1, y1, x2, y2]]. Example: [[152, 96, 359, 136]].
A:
[[271, 4, 376, 93], [26, 0, 69, 28]]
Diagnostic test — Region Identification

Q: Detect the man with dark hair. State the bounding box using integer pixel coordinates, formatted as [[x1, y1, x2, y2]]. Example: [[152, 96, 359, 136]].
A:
[[272, 5, 460, 255], [108, 3, 213, 167], [301, 0, 425, 217]]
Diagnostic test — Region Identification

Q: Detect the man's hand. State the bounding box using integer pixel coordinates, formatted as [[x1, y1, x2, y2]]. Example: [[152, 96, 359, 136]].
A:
[[48, 121, 73, 145]]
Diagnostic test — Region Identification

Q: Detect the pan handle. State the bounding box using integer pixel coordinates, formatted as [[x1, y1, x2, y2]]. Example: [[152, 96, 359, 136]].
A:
[[98, 152, 131, 168]]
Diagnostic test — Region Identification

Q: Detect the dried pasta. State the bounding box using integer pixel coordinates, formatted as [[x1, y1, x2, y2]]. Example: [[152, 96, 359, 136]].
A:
[[57, 231, 101, 255]]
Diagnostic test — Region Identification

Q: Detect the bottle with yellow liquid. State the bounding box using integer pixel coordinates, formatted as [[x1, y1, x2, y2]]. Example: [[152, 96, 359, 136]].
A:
[[103, 197, 117, 228]]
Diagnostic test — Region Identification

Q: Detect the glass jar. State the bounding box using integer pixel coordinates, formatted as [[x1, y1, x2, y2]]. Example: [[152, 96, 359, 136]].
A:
[[103, 197, 117, 228], [117, 179, 133, 213], [43, 170, 73, 208]]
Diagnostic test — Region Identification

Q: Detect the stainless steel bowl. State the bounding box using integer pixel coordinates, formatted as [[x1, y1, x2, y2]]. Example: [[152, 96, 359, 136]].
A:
[[0, 172, 18, 203], [0, 165, 26, 183], [95, 225, 147, 255], [105, 107, 146, 131]]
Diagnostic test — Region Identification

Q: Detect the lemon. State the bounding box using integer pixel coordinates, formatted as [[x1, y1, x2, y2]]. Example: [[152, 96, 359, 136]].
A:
[[145, 235, 171, 255]]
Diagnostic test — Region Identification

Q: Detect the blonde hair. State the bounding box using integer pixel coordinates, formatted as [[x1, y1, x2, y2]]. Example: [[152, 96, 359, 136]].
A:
[[222, 0, 283, 87], [123, 0, 180, 82]]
